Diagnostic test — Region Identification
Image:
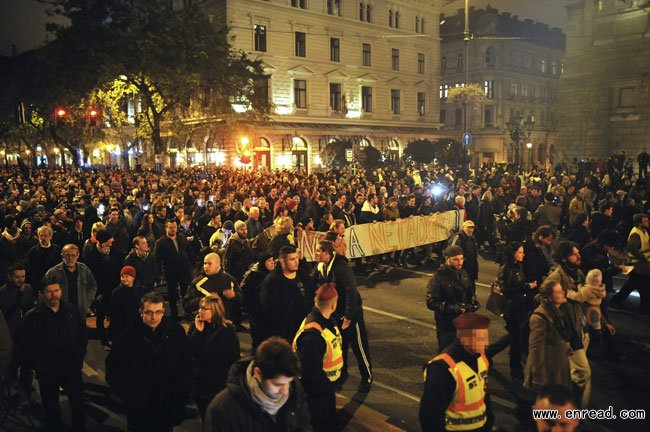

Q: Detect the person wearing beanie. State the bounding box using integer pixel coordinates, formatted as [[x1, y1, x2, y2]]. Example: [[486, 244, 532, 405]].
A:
[[110, 265, 149, 340], [426, 245, 480, 352], [223, 219, 255, 282], [209, 219, 234, 255], [240, 252, 276, 350], [292, 283, 342, 432], [420, 313, 493, 432]]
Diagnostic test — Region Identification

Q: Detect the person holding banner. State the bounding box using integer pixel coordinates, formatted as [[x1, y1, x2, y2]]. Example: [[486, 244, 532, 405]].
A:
[[427, 245, 480, 351], [312, 240, 372, 392]]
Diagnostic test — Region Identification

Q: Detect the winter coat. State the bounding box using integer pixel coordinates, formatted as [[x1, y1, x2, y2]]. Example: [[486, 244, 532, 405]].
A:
[[533, 202, 562, 229], [426, 265, 477, 331], [0, 281, 35, 337], [109, 283, 149, 339], [448, 231, 479, 281], [203, 357, 312, 432], [544, 265, 586, 350], [105, 317, 193, 427], [224, 234, 256, 281], [123, 250, 157, 291], [310, 253, 362, 321], [44, 262, 97, 316], [183, 271, 243, 319], [27, 244, 61, 290]]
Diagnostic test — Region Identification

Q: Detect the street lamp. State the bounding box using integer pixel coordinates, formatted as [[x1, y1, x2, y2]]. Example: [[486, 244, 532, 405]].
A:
[[506, 115, 534, 167]]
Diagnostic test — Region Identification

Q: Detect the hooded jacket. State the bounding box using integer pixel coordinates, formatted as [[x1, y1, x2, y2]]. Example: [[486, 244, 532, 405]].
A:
[[202, 357, 312, 432]]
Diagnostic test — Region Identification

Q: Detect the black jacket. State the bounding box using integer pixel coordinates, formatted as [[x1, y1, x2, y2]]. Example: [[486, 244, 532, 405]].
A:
[[426, 265, 477, 329], [310, 254, 362, 320], [109, 283, 149, 339], [183, 271, 243, 319], [203, 357, 312, 432], [154, 234, 194, 280], [522, 239, 551, 286], [124, 250, 157, 291], [84, 246, 123, 298], [20, 301, 87, 376], [188, 323, 240, 400], [27, 244, 61, 290], [223, 234, 256, 281], [448, 231, 479, 281], [259, 269, 315, 342], [105, 317, 193, 426], [589, 212, 613, 240], [581, 241, 620, 294], [0, 282, 35, 337]]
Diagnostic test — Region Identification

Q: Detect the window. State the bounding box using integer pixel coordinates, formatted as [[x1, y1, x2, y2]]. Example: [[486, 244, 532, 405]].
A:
[[330, 38, 340, 62], [417, 92, 426, 116], [291, 0, 306, 8], [361, 86, 372, 112], [441, 56, 446, 72], [484, 80, 494, 99], [395, 11, 400, 28], [415, 16, 420, 33], [484, 47, 495, 68], [254, 76, 270, 108], [521, 83, 529, 97], [366, 4, 371, 22], [327, 0, 341, 16], [552, 61, 558, 76], [454, 108, 462, 126], [439, 109, 446, 124], [294, 80, 307, 108], [391, 48, 400, 71], [362, 43, 371, 66], [618, 87, 636, 108], [420, 18, 425, 33], [484, 105, 494, 127], [391, 89, 400, 114], [540, 111, 546, 126], [360, 2, 371, 22], [389, 10, 393, 27], [330, 83, 342, 111], [457, 53, 463, 71], [254, 25, 267, 52], [540, 59, 546, 74], [510, 81, 518, 96], [295, 32, 306, 57], [418, 53, 425, 74], [439, 84, 449, 99]]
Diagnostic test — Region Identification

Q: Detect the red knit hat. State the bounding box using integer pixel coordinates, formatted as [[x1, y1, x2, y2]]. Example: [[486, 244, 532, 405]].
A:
[[316, 283, 338, 302], [120, 266, 136, 279]]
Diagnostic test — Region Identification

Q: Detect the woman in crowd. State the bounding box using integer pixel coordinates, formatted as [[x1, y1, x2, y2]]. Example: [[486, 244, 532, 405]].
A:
[[188, 294, 240, 419], [486, 242, 537, 379], [524, 279, 572, 392]]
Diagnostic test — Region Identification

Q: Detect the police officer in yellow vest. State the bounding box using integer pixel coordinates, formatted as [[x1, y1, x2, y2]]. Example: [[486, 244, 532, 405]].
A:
[[293, 282, 343, 432], [612, 213, 650, 313], [420, 313, 493, 432]]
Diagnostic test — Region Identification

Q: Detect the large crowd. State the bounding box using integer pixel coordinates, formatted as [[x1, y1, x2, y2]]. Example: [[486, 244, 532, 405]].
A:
[[0, 151, 649, 431]]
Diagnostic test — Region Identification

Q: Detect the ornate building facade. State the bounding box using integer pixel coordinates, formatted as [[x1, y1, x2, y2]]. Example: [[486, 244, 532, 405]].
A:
[[439, 6, 565, 167], [190, 0, 443, 172], [555, 0, 650, 163]]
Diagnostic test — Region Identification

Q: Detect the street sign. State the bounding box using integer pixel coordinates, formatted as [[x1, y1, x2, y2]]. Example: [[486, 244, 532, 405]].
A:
[[462, 132, 472, 146]]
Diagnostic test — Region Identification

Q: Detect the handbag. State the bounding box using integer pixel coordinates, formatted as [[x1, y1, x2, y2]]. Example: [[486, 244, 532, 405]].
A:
[[486, 281, 508, 317]]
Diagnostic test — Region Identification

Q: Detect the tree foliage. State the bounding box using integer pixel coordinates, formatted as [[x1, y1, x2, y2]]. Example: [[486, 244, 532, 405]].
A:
[[402, 139, 436, 165], [447, 83, 488, 106], [358, 145, 382, 171], [321, 139, 350, 169]]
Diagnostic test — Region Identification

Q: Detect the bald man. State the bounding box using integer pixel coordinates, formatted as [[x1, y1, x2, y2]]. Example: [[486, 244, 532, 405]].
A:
[[182, 253, 243, 321]]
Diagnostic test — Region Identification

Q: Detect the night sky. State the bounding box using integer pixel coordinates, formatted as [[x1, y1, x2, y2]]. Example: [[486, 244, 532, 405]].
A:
[[0, 0, 568, 56]]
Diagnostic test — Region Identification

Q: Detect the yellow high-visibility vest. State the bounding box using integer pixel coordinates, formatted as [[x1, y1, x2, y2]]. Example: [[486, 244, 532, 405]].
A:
[[293, 318, 344, 382], [627, 227, 650, 264], [424, 353, 489, 431]]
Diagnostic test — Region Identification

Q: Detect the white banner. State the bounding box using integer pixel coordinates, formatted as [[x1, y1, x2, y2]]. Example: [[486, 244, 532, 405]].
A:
[[298, 210, 463, 262]]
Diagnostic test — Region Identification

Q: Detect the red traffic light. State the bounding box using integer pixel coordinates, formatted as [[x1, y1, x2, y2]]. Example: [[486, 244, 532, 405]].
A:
[[55, 108, 67, 118], [89, 109, 99, 119]]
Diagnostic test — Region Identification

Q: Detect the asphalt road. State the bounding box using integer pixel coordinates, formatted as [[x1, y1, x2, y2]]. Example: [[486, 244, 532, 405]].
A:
[[2, 254, 649, 432]]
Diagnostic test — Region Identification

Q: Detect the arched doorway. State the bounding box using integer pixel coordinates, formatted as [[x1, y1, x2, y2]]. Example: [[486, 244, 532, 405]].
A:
[[386, 138, 400, 166], [292, 136, 308, 174], [254, 137, 271, 170]]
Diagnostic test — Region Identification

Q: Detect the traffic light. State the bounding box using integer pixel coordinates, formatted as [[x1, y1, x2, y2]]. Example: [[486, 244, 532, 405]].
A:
[[54, 107, 67, 126]]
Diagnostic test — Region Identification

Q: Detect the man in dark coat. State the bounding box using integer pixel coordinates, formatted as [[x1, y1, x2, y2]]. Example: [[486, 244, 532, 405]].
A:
[[124, 236, 157, 291], [448, 220, 479, 281], [259, 246, 315, 343], [426, 245, 480, 352], [223, 220, 256, 282], [311, 240, 372, 392], [589, 202, 615, 241], [154, 219, 194, 319], [27, 225, 61, 293], [106, 292, 193, 432], [240, 253, 275, 350], [20, 278, 88, 431], [203, 337, 312, 432]]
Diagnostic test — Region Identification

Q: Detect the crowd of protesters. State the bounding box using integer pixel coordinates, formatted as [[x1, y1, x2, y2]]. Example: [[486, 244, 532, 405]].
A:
[[0, 150, 649, 431]]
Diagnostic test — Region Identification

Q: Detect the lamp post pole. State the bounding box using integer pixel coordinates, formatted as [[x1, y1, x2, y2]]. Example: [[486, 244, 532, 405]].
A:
[[463, 0, 470, 138]]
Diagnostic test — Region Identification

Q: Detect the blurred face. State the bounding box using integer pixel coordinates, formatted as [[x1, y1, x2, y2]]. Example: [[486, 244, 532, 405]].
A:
[[250, 209, 259, 220], [9, 269, 26, 287], [61, 247, 80, 268], [141, 301, 164, 329], [551, 284, 567, 306], [458, 329, 489, 355], [566, 247, 581, 267], [514, 246, 525, 262], [539, 234, 555, 246], [264, 257, 275, 271], [237, 225, 248, 237], [315, 245, 332, 263], [108, 210, 119, 223], [254, 368, 294, 399], [165, 221, 177, 237], [135, 238, 150, 255], [38, 229, 52, 247], [446, 254, 464, 271], [197, 302, 214, 323], [534, 398, 579, 432], [120, 273, 135, 287], [203, 254, 221, 275], [41, 283, 62, 310], [463, 225, 475, 236], [280, 252, 300, 273]]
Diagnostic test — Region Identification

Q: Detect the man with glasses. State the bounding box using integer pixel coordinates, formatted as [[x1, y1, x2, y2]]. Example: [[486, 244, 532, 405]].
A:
[[44, 243, 97, 316], [106, 292, 192, 431]]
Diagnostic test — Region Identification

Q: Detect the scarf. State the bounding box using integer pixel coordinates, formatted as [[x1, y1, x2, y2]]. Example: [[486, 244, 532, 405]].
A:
[[2, 228, 21, 242], [541, 300, 572, 342], [246, 361, 290, 416]]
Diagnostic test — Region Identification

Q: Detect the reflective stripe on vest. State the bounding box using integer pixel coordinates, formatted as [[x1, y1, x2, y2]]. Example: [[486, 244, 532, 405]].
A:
[[425, 352, 489, 431], [292, 318, 344, 382], [627, 227, 650, 264]]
